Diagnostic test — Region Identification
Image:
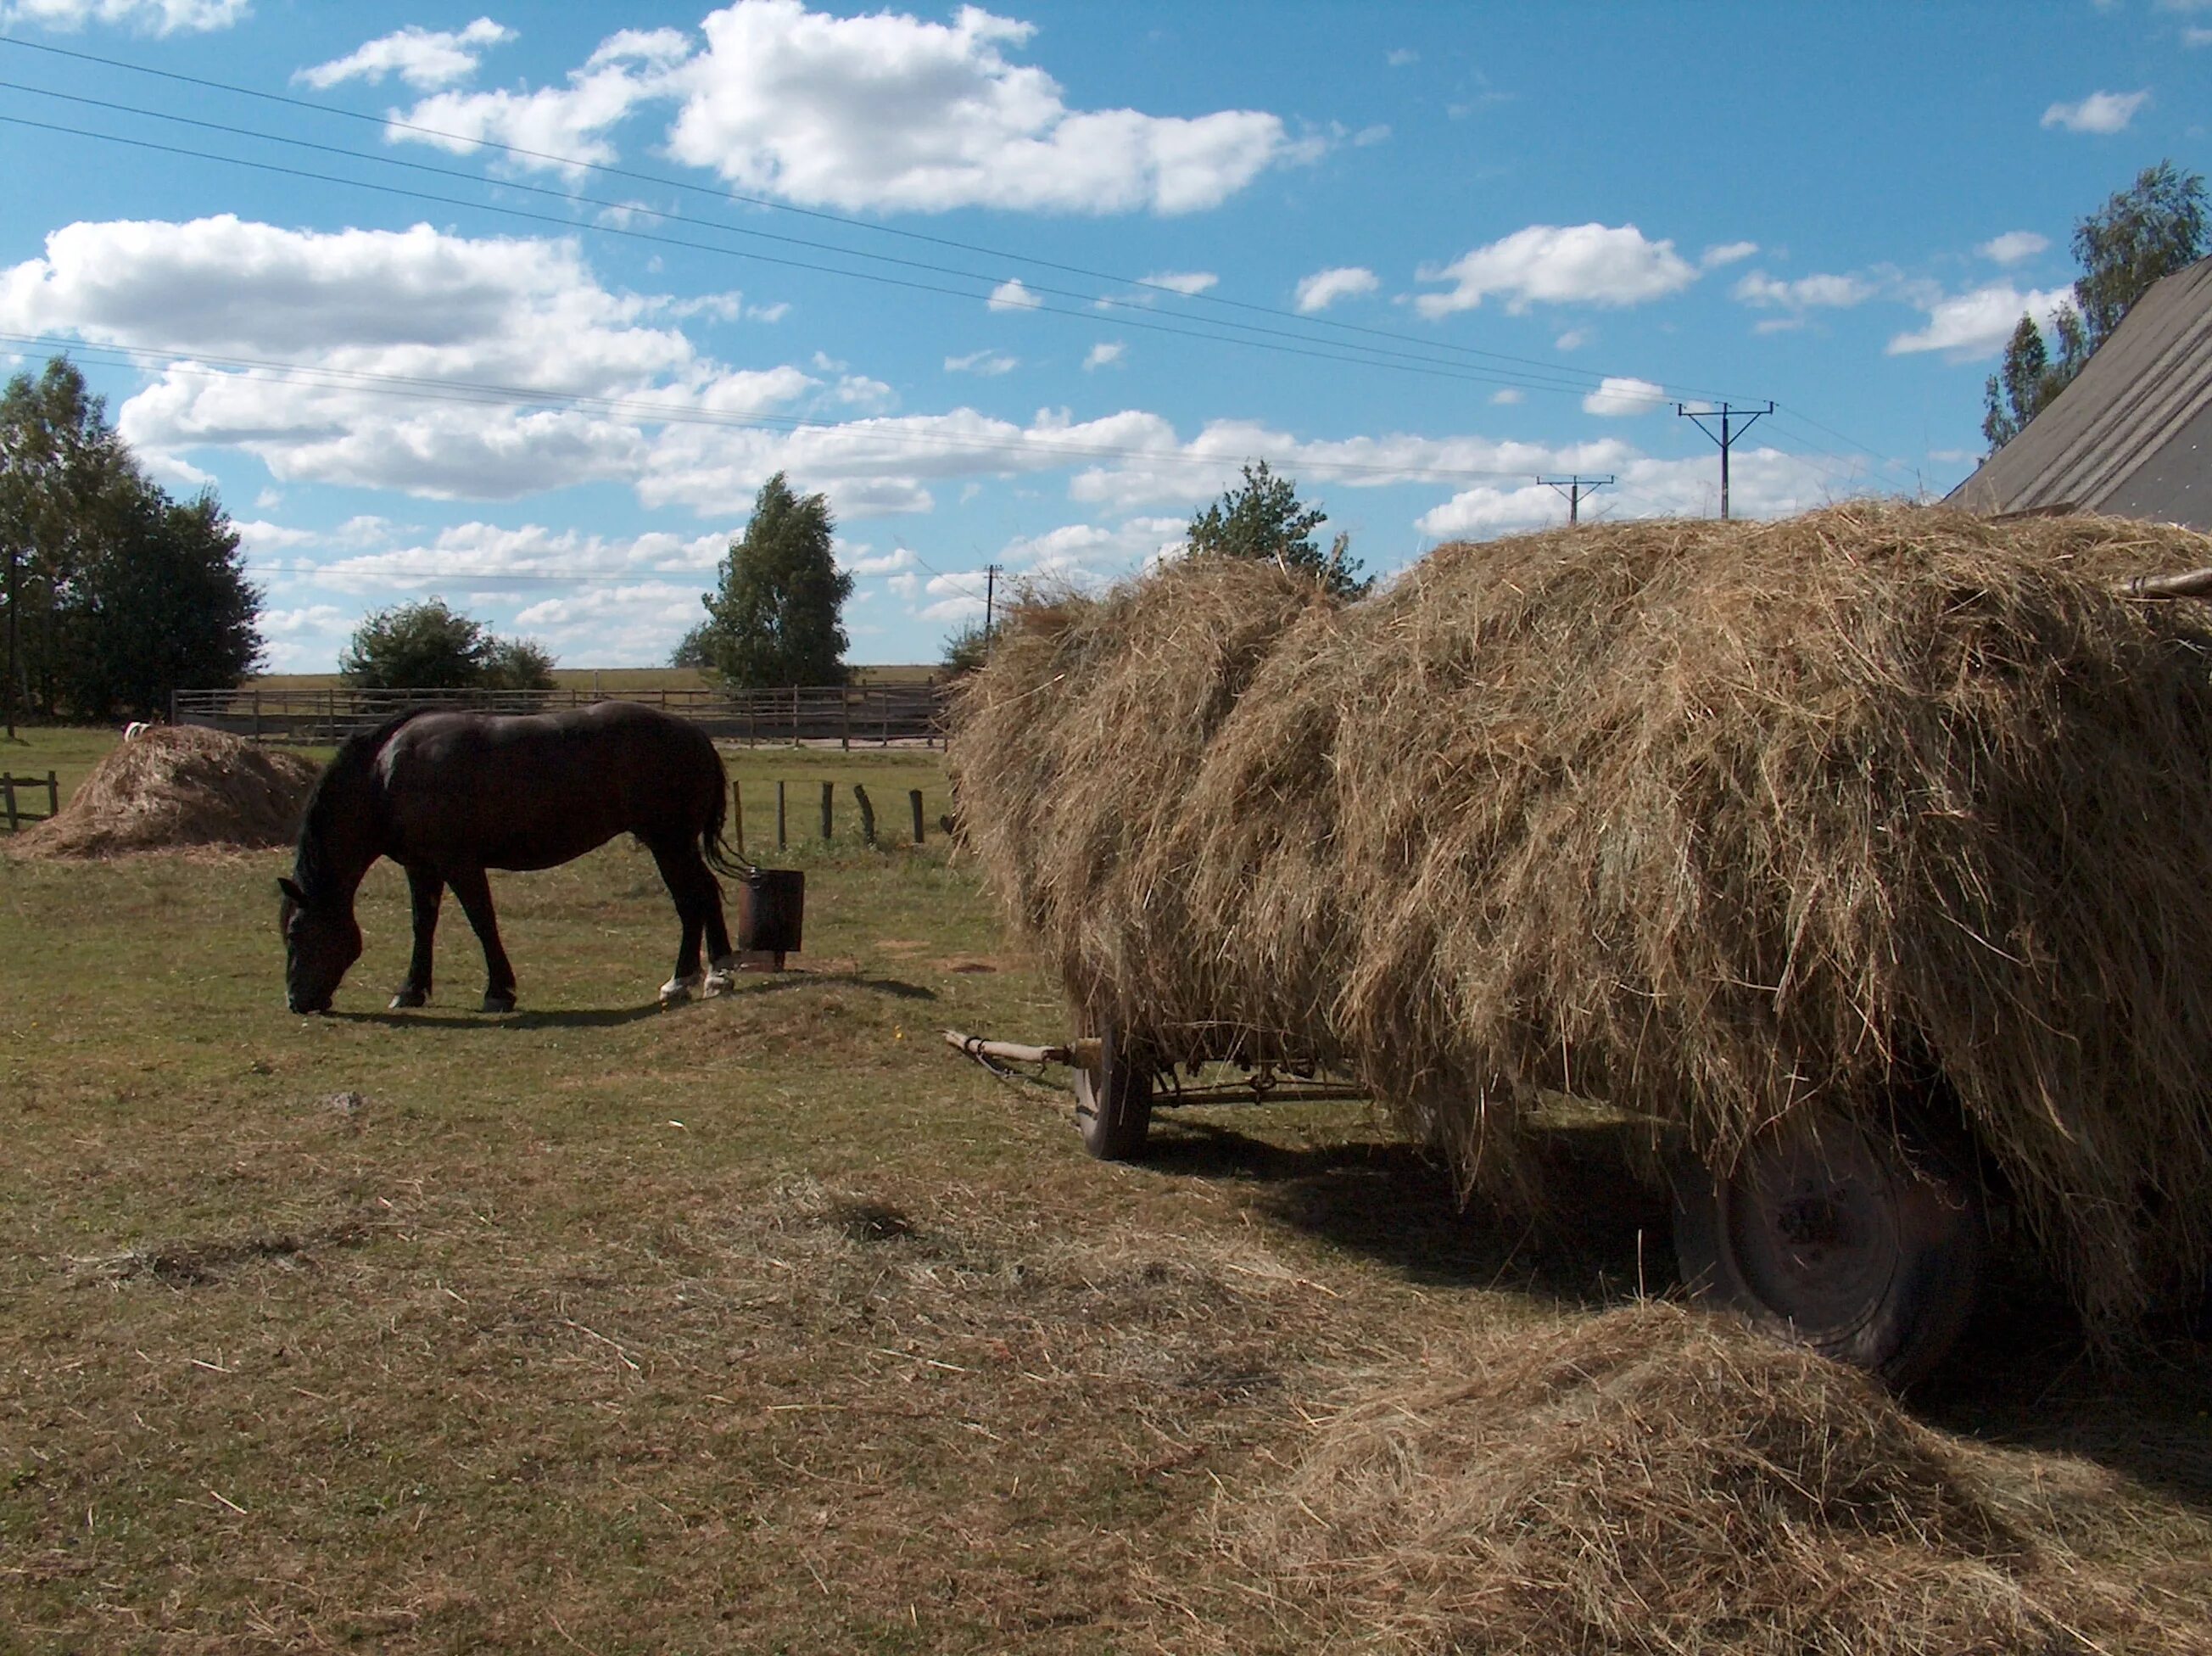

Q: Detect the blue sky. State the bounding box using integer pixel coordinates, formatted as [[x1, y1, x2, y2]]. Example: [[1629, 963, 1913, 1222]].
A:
[[2, 1, 2207, 670]]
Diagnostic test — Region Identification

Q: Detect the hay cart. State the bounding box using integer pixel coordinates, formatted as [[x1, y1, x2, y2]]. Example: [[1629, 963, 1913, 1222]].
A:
[[947, 1014, 1985, 1387]]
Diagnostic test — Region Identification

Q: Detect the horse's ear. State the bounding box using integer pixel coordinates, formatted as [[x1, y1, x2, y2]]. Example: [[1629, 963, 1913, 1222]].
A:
[[277, 876, 306, 905]]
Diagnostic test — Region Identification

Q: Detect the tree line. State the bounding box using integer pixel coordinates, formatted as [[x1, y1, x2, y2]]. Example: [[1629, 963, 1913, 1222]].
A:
[[1, 358, 262, 729]]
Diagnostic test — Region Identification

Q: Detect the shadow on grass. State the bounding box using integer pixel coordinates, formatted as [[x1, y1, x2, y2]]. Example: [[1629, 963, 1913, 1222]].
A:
[[327, 971, 940, 1029], [1147, 1114, 2212, 1511], [1920, 1262, 2212, 1514], [1142, 1114, 1673, 1310]]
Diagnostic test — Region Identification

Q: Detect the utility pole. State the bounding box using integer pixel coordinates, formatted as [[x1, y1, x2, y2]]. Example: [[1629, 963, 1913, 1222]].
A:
[[1536, 474, 1614, 524], [982, 563, 1001, 640], [1674, 401, 1773, 519]]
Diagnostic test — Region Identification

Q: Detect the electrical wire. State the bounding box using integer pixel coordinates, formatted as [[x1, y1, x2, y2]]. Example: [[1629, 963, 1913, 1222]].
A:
[[0, 34, 1768, 404]]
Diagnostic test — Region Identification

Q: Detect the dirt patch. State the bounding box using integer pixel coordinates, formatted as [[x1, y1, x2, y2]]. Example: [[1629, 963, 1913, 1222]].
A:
[[12, 725, 319, 859]]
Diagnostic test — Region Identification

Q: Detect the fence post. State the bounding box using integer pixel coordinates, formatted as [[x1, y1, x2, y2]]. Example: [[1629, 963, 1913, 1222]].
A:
[[909, 788, 925, 843], [841, 690, 851, 752], [881, 691, 891, 747], [3, 774, 15, 833], [791, 685, 801, 747], [44, 770, 56, 819], [853, 783, 875, 845], [819, 780, 834, 842], [776, 780, 787, 850], [730, 780, 745, 859], [252, 687, 262, 744]]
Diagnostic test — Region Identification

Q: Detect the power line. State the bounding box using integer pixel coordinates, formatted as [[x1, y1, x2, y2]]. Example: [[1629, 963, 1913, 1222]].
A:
[[0, 35, 1768, 406]]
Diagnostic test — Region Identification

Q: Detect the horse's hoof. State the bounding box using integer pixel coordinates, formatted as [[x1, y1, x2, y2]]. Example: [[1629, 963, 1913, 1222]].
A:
[[389, 988, 427, 1010], [701, 968, 734, 999], [482, 991, 517, 1014], [660, 973, 700, 1007]]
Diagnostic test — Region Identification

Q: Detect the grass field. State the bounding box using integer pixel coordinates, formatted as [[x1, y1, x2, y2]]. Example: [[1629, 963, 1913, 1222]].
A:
[[2, 730, 2208, 1652]]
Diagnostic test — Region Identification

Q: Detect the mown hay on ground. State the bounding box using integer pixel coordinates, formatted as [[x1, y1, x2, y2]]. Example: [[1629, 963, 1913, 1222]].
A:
[[12, 725, 319, 859], [1221, 1301, 2170, 1656], [948, 504, 2212, 1328]]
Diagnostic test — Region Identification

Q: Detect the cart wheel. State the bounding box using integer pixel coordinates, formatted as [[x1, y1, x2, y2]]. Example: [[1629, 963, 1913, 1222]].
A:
[[1074, 1019, 1153, 1161], [1671, 1109, 1984, 1389]]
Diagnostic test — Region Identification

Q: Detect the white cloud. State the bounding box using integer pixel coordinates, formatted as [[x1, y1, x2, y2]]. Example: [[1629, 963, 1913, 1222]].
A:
[[1489, 388, 1524, 406], [988, 278, 1044, 311], [1386, 47, 1417, 66], [1416, 223, 1698, 316], [1582, 376, 1667, 417], [391, 31, 691, 173], [1350, 124, 1390, 147], [1142, 270, 1220, 296], [2042, 89, 2149, 133], [1293, 266, 1380, 313], [297, 18, 514, 91], [1701, 241, 1759, 269], [1418, 450, 1842, 539], [656, 0, 1301, 214], [1885, 283, 2075, 361], [1731, 269, 1879, 310], [946, 349, 1019, 376], [1978, 230, 2050, 266], [841, 545, 916, 576], [1084, 340, 1126, 370], [1554, 327, 1589, 351], [0, 0, 245, 32], [0, 214, 830, 499]]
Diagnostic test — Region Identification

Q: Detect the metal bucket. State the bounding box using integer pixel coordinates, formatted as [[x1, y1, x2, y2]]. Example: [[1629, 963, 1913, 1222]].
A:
[[738, 869, 805, 958]]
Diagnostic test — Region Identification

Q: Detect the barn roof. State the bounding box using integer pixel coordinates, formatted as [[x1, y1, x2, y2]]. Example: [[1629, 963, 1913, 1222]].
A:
[[1947, 255, 2212, 530]]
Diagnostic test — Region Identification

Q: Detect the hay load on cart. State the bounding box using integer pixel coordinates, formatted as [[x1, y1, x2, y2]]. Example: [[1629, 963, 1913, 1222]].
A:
[[947, 502, 2212, 1384]]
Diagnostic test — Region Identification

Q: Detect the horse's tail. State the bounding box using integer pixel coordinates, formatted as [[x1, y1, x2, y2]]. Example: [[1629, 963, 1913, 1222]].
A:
[[701, 752, 753, 881]]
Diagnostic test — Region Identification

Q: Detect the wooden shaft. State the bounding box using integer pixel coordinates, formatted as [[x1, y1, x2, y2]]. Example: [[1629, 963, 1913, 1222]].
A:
[[909, 788, 925, 843], [853, 783, 875, 845], [819, 780, 833, 841], [2125, 567, 2212, 600], [776, 780, 787, 849]]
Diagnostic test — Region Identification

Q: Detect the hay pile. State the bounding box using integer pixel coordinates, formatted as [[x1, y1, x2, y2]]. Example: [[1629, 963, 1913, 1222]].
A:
[[949, 503, 2212, 1326], [1223, 1302, 2168, 1655], [14, 725, 319, 859]]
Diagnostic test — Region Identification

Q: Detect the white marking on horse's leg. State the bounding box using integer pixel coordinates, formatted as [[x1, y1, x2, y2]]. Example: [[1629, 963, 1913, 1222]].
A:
[[701, 967, 734, 998], [660, 971, 701, 1005]]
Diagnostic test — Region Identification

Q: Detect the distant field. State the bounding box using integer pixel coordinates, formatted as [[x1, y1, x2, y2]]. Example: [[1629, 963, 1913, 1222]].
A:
[[250, 664, 943, 692]]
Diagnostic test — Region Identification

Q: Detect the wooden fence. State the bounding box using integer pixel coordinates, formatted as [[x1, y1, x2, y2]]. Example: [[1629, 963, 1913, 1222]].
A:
[[170, 684, 952, 748], [1, 769, 59, 831]]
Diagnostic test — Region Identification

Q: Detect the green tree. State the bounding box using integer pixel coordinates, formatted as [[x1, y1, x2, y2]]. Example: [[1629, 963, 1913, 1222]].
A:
[[940, 618, 993, 679], [340, 598, 553, 693], [1, 357, 261, 727], [59, 489, 264, 719], [1185, 461, 1370, 597], [699, 473, 852, 687], [668, 620, 716, 670], [1984, 160, 2207, 451]]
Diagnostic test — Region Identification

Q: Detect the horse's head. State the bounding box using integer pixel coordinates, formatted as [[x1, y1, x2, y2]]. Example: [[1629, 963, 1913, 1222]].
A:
[[277, 876, 360, 1014]]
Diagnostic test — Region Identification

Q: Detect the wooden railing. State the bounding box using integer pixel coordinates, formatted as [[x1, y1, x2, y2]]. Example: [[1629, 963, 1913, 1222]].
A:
[[170, 684, 952, 748]]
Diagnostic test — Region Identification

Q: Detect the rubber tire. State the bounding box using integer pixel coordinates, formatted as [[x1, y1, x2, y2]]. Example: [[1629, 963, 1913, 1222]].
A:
[[1671, 1110, 1985, 1390], [1074, 1019, 1153, 1161]]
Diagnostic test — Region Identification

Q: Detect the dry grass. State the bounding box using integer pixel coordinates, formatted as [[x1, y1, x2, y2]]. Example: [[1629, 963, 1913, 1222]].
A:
[[1213, 1301, 2199, 1655], [0, 736, 2205, 1652], [8, 724, 319, 859], [951, 504, 2212, 1329]]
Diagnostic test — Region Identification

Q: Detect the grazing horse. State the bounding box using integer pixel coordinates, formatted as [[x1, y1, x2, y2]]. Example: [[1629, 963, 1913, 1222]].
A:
[[278, 702, 746, 1015]]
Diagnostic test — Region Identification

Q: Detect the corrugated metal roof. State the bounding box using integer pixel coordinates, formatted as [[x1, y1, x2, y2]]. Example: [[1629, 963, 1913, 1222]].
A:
[[1947, 255, 2212, 529]]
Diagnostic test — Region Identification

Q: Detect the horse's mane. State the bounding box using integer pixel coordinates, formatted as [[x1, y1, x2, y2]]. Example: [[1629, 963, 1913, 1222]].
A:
[[292, 709, 427, 902]]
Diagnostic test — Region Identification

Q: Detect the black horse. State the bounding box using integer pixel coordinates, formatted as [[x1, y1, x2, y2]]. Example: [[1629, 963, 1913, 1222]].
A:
[[278, 702, 746, 1015]]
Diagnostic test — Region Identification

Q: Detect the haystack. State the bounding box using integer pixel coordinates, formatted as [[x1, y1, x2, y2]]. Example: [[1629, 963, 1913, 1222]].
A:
[[949, 503, 2212, 1327], [14, 725, 319, 859], [1224, 1302, 2168, 1655]]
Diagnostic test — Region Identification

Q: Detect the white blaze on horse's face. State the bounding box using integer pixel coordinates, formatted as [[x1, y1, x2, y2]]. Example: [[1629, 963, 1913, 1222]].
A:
[[277, 877, 361, 1014]]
